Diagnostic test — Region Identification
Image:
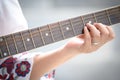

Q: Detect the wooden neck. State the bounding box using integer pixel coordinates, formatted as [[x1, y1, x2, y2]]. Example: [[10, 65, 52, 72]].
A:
[[0, 5, 120, 59]]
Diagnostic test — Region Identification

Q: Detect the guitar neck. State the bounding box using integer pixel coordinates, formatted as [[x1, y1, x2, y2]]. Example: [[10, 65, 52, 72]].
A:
[[0, 5, 120, 59]]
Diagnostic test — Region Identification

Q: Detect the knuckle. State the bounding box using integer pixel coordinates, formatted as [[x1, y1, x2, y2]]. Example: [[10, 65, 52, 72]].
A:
[[96, 34, 101, 38], [85, 33, 91, 40], [104, 31, 109, 36], [110, 34, 115, 39], [86, 36, 91, 40], [94, 33, 100, 38], [97, 23, 102, 26]]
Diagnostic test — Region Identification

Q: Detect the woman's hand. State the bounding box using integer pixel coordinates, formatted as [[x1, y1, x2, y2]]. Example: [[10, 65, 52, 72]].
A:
[[31, 23, 115, 79], [62, 23, 115, 54]]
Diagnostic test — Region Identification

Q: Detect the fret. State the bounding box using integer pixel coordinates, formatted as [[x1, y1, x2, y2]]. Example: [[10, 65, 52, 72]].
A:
[[4, 36, 11, 56], [0, 37, 10, 58], [93, 13, 97, 22], [12, 34, 19, 54], [21, 30, 35, 50], [48, 24, 55, 42], [81, 16, 85, 26], [39, 27, 45, 45], [29, 30, 36, 48], [13, 32, 26, 53], [70, 16, 84, 35], [31, 28, 44, 47], [20, 32, 27, 51], [82, 14, 96, 24], [59, 19, 75, 39], [40, 25, 54, 45], [94, 10, 111, 25], [0, 49, 3, 58], [49, 22, 64, 42], [105, 10, 112, 25], [5, 34, 18, 55], [107, 6, 120, 25], [58, 22, 65, 39], [69, 19, 76, 35], [0, 37, 4, 58]]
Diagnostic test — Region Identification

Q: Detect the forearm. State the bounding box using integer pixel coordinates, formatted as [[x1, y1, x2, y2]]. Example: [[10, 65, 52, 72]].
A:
[[32, 46, 79, 78], [30, 23, 115, 80]]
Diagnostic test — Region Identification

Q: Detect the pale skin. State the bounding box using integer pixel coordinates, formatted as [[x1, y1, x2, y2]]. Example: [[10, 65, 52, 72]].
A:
[[30, 23, 115, 80]]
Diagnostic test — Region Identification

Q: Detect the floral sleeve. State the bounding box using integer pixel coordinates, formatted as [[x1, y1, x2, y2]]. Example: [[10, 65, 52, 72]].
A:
[[0, 52, 55, 80]]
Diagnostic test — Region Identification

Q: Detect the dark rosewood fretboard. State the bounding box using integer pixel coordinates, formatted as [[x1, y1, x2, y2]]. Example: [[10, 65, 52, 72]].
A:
[[0, 5, 120, 59]]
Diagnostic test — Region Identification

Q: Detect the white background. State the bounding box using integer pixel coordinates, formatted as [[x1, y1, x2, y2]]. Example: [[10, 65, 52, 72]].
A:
[[19, 0, 120, 80]]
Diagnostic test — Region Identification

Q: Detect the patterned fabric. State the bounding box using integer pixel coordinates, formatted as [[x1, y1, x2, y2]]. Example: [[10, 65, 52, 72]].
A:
[[0, 52, 55, 80], [0, 0, 55, 80]]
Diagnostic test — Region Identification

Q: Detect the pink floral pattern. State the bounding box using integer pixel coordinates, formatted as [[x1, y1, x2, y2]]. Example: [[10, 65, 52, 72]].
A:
[[0, 56, 31, 80], [0, 53, 55, 80], [0, 74, 7, 79], [0, 57, 17, 74], [15, 61, 30, 77], [7, 73, 14, 80]]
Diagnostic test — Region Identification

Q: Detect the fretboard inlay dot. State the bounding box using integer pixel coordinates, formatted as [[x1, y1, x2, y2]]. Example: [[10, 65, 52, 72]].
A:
[[26, 38, 30, 42], [66, 27, 70, 30], [0, 38, 3, 42], [4, 53, 7, 56], [45, 33, 49, 36], [88, 21, 92, 24]]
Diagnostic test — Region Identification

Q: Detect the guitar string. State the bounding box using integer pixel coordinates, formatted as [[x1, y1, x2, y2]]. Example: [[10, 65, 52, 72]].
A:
[[0, 6, 119, 37], [1, 15, 120, 46], [0, 7, 120, 48], [0, 7, 119, 58]]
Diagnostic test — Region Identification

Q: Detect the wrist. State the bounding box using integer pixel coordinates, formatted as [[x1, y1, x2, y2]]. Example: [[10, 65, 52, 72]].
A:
[[59, 45, 81, 57]]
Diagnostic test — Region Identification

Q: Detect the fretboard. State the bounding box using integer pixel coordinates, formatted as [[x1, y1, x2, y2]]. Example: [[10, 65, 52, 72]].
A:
[[0, 5, 120, 59]]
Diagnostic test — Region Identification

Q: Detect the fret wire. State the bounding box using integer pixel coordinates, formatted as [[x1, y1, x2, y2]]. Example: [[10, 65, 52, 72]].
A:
[[119, 6, 120, 11], [38, 18, 120, 36], [109, 13, 120, 18], [3, 36, 11, 56], [58, 21, 65, 39], [109, 10, 120, 15], [83, 14, 97, 24], [81, 14, 96, 21], [106, 10, 119, 16], [30, 28, 40, 36], [94, 10, 111, 25], [95, 11, 104, 17], [105, 10, 112, 25], [73, 6, 119, 21], [95, 15, 112, 23], [39, 25, 81, 38], [69, 19, 76, 35], [93, 13, 97, 22], [38, 27, 45, 45], [49, 26, 83, 36], [6, 35, 20, 55], [12, 34, 19, 54], [108, 6, 120, 14], [81, 16, 85, 26], [48, 24, 55, 42], [48, 23, 64, 42], [20, 32, 27, 51], [108, 10, 120, 17], [0, 49, 3, 58], [29, 30, 36, 48], [110, 6, 120, 24]]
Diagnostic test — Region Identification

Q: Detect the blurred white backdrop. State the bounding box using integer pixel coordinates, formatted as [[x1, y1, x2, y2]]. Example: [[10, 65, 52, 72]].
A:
[[19, 0, 120, 80]]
